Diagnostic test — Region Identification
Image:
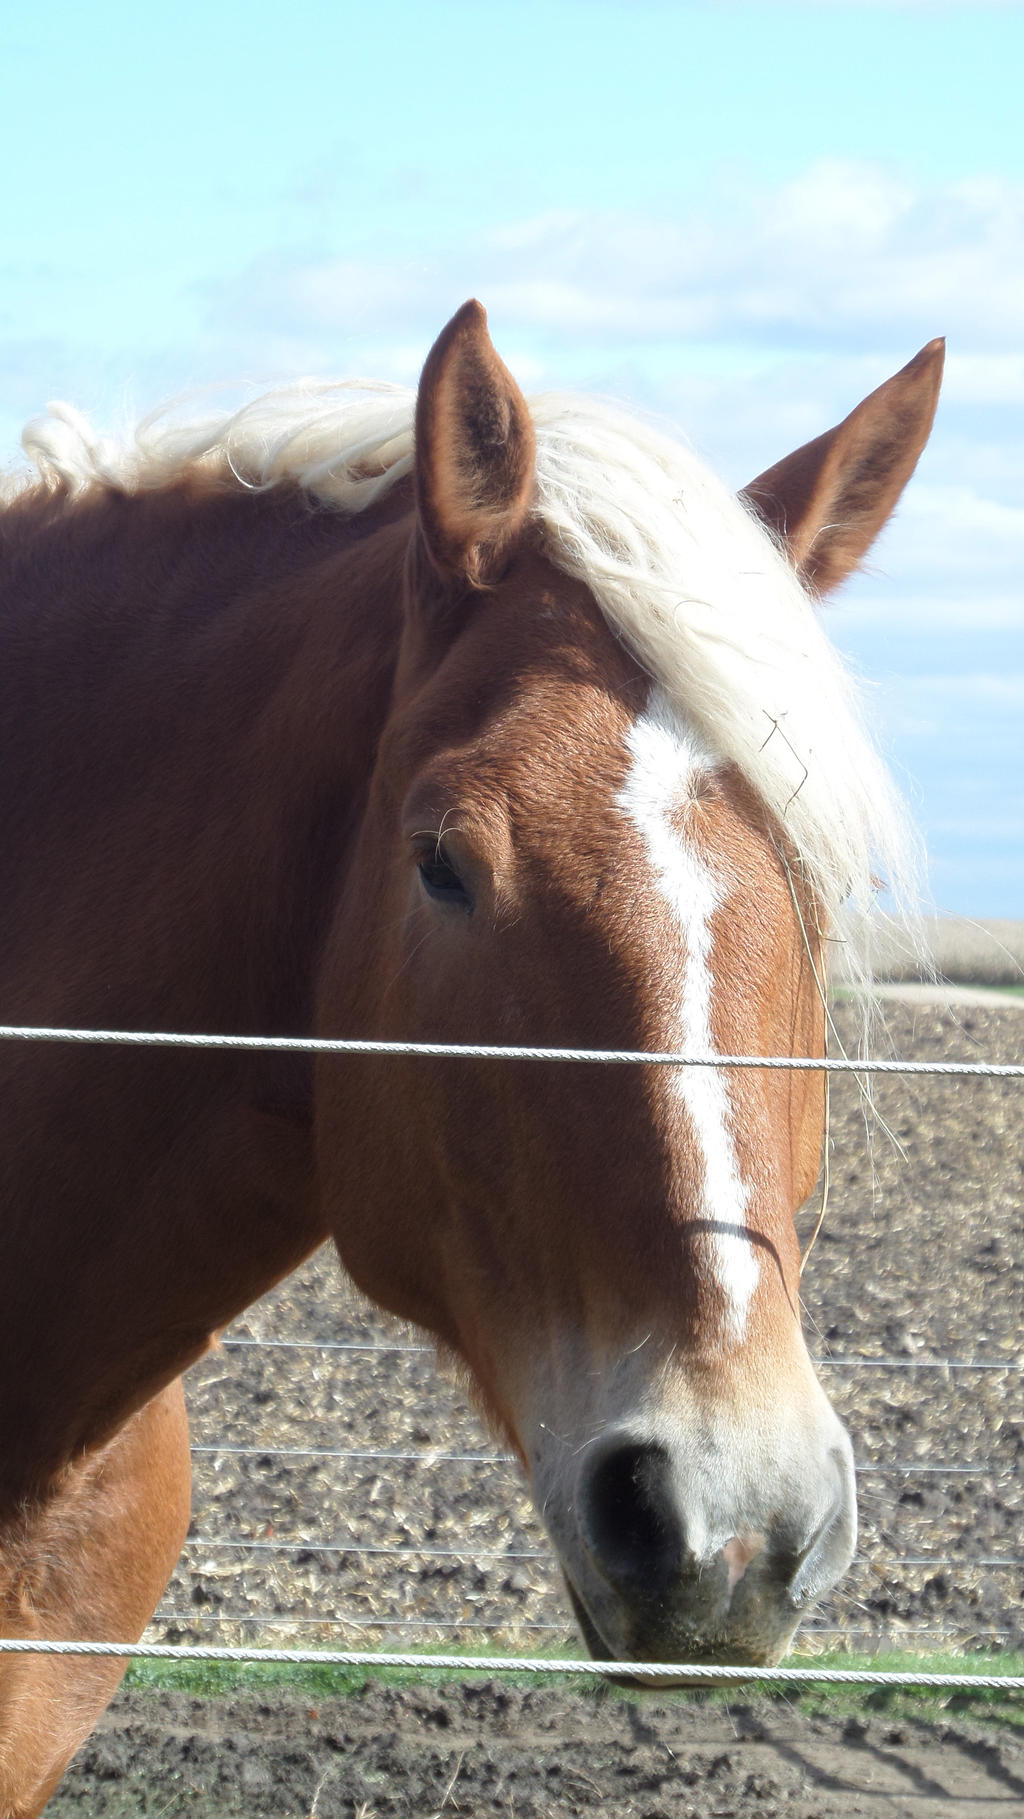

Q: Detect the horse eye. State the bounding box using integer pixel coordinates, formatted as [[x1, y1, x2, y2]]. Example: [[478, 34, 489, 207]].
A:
[[417, 851, 472, 911]]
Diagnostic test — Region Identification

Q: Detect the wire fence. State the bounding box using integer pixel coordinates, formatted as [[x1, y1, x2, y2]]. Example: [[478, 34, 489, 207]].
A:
[[4, 1013, 1022, 1688], [2, 1636, 1022, 1692], [0, 1020, 1021, 1075]]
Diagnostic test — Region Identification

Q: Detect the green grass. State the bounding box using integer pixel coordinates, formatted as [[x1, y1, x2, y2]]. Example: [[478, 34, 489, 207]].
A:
[[936, 980, 1024, 997], [831, 981, 1024, 1001], [122, 1647, 1024, 1731], [782, 1650, 1024, 1734]]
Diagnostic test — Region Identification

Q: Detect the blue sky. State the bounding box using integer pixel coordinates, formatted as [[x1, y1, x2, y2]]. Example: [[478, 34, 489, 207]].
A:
[[2, 0, 1021, 914]]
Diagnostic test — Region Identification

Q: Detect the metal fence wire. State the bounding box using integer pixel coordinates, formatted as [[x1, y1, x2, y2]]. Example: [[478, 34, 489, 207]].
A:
[[0, 1017, 1020, 1691]]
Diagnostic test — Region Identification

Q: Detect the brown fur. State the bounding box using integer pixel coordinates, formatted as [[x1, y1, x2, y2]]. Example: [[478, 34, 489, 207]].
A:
[[740, 338, 944, 594], [414, 299, 536, 586], [0, 305, 940, 1805], [0, 1386, 189, 1818]]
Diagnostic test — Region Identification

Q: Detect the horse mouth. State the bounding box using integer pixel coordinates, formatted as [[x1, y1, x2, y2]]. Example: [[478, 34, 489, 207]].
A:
[[565, 1578, 614, 1661], [563, 1576, 765, 1690], [564, 1578, 706, 1689], [565, 1578, 653, 1689]]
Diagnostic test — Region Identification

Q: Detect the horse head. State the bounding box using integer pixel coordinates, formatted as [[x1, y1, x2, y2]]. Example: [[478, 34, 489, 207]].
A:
[[315, 302, 942, 1669]]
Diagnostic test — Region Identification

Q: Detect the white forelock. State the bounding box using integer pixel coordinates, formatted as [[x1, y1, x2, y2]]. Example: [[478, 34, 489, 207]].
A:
[[14, 380, 923, 975]]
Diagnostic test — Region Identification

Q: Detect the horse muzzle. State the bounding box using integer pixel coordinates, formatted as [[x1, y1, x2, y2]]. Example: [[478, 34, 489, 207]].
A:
[[541, 1425, 857, 1674]]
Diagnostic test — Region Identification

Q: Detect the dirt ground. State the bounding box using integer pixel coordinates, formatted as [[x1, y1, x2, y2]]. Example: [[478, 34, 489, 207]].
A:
[[52, 996, 1023, 1816], [51, 1681, 1024, 1818]]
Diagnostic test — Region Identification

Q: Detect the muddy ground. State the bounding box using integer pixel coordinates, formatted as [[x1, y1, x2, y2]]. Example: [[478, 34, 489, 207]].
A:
[[51, 1681, 1024, 1817], [53, 997, 1023, 1816]]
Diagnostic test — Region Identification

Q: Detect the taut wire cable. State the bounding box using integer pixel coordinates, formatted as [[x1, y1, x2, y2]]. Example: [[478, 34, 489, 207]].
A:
[[0, 1023, 1019, 1077], [0, 1639, 1021, 1691]]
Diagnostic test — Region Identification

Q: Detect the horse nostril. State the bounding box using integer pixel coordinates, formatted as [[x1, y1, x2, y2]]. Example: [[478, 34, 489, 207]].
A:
[[788, 1450, 858, 1609], [583, 1440, 684, 1596]]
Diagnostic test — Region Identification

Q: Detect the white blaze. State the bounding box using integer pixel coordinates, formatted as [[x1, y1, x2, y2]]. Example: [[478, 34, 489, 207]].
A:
[[616, 687, 759, 1341]]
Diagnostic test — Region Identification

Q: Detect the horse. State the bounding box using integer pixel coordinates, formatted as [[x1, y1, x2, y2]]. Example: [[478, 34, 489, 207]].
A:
[[0, 300, 942, 1814]]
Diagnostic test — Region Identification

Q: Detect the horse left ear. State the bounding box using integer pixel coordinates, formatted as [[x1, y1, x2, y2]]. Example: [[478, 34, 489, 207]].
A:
[[740, 338, 945, 597], [415, 300, 536, 588]]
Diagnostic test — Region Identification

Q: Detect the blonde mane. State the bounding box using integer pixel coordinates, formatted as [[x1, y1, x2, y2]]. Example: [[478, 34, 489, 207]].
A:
[[17, 382, 923, 981]]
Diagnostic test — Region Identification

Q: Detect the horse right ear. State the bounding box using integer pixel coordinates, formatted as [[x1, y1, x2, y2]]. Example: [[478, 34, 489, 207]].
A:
[[414, 301, 536, 590], [740, 338, 944, 598]]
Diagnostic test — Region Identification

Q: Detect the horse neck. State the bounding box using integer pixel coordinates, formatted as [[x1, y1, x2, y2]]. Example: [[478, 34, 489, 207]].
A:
[[0, 478, 410, 1504]]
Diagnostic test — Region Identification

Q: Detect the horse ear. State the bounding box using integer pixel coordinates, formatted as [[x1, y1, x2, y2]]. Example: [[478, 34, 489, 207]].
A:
[[739, 339, 944, 597], [415, 300, 536, 588]]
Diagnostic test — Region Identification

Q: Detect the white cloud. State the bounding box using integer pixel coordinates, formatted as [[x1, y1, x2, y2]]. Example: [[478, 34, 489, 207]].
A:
[[898, 674, 1024, 704], [891, 485, 1024, 579], [943, 354, 1024, 405], [763, 162, 918, 251], [879, 673, 1024, 759], [840, 593, 1024, 632], [203, 160, 1024, 365]]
